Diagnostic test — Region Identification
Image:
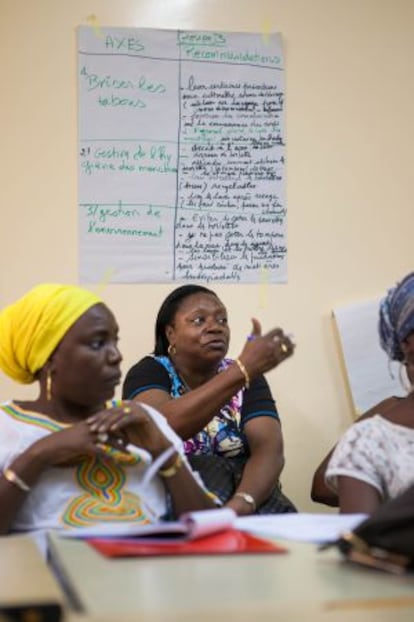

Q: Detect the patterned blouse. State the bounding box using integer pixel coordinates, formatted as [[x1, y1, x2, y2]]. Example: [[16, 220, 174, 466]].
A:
[[123, 355, 279, 458]]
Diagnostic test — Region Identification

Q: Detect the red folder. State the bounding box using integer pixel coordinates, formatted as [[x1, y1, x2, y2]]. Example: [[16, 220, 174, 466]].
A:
[[88, 528, 287, 558]]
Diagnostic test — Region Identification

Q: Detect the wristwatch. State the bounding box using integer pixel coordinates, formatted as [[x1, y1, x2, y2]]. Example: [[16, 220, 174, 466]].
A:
[[234, 491, 256, 512]]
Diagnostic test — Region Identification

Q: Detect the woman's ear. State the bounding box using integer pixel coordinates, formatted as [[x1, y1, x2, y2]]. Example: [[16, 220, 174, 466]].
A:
[[165, 324, 175, 346]]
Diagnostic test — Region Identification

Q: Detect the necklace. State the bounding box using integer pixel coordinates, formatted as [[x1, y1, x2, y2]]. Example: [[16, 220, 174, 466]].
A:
[[175, 365, 218, 394], [176, 370, 193, 395]]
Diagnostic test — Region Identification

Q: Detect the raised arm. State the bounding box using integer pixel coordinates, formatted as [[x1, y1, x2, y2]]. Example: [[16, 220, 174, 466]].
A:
[[123, 321, 294, 439], [124, 359, 248, 438]]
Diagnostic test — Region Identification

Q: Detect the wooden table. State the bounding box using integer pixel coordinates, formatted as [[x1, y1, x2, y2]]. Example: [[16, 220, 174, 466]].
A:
[[46, 533, 414, 620]]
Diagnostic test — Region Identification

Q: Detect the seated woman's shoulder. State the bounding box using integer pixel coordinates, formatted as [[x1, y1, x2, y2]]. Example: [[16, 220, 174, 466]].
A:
[[123, 355, 170, 400], [126, 355, 158, 372], [358, 396, 400, 421], [375, 397, 414, 429]]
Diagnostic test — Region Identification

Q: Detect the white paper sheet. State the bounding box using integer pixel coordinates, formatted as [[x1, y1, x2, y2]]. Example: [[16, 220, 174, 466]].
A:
[[333, 298, 405, 413], [235, 513, 367, 543], [78, 27, 286, 283]]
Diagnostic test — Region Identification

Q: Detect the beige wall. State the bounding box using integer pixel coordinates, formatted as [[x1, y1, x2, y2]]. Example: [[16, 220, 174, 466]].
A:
[[1, 0, 413, 511]]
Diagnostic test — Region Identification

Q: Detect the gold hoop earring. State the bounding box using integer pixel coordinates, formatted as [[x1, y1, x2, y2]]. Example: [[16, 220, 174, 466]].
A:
[[46, 370, 52, 401], [167, 344, 176, 356]]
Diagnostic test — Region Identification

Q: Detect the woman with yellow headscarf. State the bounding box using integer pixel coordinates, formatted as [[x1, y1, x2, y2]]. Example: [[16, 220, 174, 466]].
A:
[[0, 284, 215, 536]]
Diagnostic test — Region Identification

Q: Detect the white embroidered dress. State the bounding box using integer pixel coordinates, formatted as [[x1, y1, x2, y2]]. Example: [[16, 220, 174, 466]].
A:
[[0, 401, 190, 532]]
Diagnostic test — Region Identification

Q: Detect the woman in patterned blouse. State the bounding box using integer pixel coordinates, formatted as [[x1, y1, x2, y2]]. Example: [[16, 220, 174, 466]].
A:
[[123, 284, 296, 515]]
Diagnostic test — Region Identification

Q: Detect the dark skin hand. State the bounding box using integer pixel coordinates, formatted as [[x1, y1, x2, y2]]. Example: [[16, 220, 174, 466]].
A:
[[87, 401, 216, 516], [87, 402, 174, 459]]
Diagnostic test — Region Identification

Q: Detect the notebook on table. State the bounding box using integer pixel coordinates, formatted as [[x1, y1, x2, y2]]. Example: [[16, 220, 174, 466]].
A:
[[60, 508, 287, 558]]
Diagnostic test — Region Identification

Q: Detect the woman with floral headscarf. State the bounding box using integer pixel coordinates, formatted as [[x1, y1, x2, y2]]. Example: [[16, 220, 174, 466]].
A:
[[324, 272, 414, 513], [0, 284, 215, 536]]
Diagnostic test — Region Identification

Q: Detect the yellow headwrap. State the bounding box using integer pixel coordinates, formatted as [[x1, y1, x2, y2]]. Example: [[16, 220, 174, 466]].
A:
[[0, 284, 103, 384]]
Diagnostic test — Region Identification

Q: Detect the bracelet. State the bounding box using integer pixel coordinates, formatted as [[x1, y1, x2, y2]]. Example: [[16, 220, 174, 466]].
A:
[[3, 468, 30, 492], [235, 358, 250, 389], [234, 491, 256, 512], [158, 452, 184, 478]]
